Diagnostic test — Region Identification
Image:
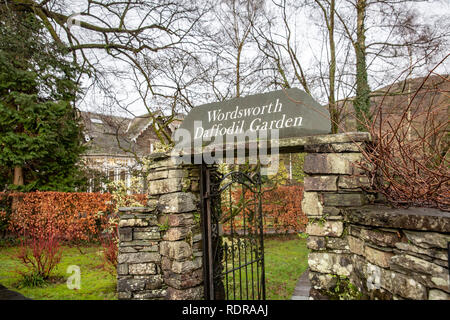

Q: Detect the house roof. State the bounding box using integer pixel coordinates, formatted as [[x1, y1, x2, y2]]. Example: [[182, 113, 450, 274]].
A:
[[126, 112, 185, 141], [80, 111, 185, 157]]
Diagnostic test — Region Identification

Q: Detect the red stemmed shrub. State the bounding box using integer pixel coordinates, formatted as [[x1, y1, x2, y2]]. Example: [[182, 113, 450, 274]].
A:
[[16, 231, 63, 286], [100, 223, 119, 275], [0, 191, 148, 284]]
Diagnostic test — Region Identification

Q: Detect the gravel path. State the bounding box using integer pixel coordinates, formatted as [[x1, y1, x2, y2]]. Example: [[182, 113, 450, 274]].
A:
[[291, 269, 311, 300]]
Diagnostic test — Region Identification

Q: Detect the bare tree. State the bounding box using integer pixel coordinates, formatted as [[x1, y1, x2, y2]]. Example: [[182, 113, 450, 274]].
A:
[[251, 0, 351, 132], [254, 0, 448, 132], [251, 0, 312, 94], [1, 0, 209, 142], [197, 0, 268, 100], [332, 0, 448, 129]]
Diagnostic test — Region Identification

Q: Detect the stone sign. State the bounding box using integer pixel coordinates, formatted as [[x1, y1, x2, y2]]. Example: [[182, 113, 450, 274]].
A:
[[175, 88, 331, 148]]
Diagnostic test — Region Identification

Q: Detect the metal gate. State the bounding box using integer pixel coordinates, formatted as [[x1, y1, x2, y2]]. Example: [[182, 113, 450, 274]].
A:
[[200, 163, 266, 300]]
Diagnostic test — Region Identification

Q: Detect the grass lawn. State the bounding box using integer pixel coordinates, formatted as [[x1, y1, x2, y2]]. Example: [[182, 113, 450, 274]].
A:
[[0, 236, 308, 300], [222, 235, 309, 300], [0, 244, 117, 300], [263, 235, 309, 300]]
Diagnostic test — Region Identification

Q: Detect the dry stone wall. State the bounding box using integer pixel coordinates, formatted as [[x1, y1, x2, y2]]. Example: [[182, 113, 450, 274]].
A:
[[117, 207, 165, 300], [302, 133, 449, 300], [116, 132, 449, 300], [117, 153, 203, 300], [302, 134, 371, 298], [344, 206, 450, 300]]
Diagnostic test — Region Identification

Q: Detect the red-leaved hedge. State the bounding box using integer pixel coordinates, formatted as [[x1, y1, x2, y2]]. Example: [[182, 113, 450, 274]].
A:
[[1, 192, 114, 241], [0, 185, 306, 242], [0, 192, 147, 242], [222, 185, 306, 234], [262, 185, 306, 233]]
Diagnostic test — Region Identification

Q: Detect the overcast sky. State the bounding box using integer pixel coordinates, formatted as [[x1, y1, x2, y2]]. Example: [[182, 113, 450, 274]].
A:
[[76, 0, 450, 118]]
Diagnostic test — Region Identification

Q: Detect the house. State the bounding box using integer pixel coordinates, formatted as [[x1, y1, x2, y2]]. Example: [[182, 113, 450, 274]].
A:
[[338, 74, 449, 134], [79, 111, 183, 192]]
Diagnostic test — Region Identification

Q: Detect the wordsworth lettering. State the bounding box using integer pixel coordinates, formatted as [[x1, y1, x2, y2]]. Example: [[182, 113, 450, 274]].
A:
[[175, 88, 331, 148]]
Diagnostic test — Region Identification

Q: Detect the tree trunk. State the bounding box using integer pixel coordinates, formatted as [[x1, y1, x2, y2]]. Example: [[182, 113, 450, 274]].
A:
[[13, 166, 24, 186], [11, 166, 24, 214], [329, 0, 338, 133], [314, 0, 339, 133], [353, 0, 371, 131], [236, 45, 241, 98]]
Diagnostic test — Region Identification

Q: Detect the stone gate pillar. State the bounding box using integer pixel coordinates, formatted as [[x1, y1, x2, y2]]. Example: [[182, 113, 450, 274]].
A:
[[301, 132, 374, 298], [117, 152, 203, 300]]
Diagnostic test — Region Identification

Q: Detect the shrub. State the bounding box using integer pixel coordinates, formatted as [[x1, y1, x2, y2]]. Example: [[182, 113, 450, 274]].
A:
[[262, 185, 306, 233], [1, 191, 148, 243], [99, 213, 119, 274], [100, 229, 118, 275], [0, 193, 12, 238], [17, 273, 47, 288], [221, 184, 306, 234], [3, 191, 114, 242], [16, 232, 63, 285], [358, 69, 449, 210], [107, 178, 147, 210]]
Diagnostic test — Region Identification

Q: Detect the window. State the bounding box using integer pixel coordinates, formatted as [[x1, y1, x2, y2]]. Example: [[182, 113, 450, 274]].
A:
[[108, 170, 115, 182]]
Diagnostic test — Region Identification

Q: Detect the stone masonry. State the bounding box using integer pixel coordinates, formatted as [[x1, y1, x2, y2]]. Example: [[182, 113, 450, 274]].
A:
[[116, 132, 449, 300], [344, 205, 450, 300], [301, 133, 374, 299], [117, 207, 164, 300], [302, 133, 449, 300], [117, 153, 203, 300]]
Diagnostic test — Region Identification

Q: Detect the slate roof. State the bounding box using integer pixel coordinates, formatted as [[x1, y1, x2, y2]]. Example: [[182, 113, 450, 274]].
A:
[[80, 111, 184, 157]]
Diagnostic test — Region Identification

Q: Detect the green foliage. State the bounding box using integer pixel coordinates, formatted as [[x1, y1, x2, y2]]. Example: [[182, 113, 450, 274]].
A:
[[107, 178, 144, 211], [157, 216, 170, 232], [17, 273, 46, 288], [297, 232, 309, 239], [0, 12, 86, 191], [327, 275, 363, 300], [264, 153, 305, 186], [267, 159, 289, 186], [290, 153, 306, 183], [353, 41, 371, 131], [308, 216, 327, 227], [193, 212, 200, 224]]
